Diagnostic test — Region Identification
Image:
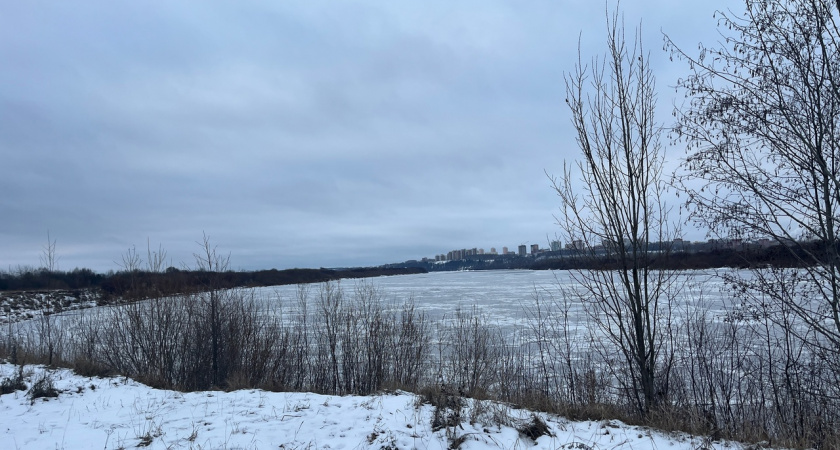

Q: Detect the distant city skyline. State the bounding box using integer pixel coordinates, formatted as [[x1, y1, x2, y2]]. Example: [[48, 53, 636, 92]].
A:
[[424, 236, 782, 264]]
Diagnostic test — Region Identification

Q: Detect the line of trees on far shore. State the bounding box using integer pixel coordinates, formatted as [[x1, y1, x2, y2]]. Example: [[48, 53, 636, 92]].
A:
[[0, 265, 425, 299]]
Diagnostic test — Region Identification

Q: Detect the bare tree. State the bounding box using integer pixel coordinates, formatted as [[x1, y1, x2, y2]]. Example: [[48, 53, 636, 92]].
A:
[[146, 238, 168, 273], [36, 231, 61, 358], [39, 231, 58, 273], [193, 231, 230, 274], [552, 9, 680, 417], [193, 232, 230, 387], [118, 246, 142, 272], [666, 1, 840, 444], [667, 0, 840, 392]]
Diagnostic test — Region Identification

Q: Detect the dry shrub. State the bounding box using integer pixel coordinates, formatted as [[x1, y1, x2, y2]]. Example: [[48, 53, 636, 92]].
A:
[[517, 414, 552, 441], [448, 434, 468, 449], [0, 364, 26, 395], [420, 384, 464, 433], [4, 276, 839, 448], [71, 358, 111, 378], [28, 372, 58, 401]]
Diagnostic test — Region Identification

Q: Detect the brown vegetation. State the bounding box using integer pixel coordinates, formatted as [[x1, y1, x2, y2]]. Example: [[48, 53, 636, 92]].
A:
[[2, 279, 838, 448]]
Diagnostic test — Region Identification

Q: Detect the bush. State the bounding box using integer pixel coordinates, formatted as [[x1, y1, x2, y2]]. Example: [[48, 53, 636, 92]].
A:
[[0, 365, 26, 395], [420, 384, 464, 433], [28, 373, 58, 401], [518, 414, 552, 441], [72, 358, 111, 378]]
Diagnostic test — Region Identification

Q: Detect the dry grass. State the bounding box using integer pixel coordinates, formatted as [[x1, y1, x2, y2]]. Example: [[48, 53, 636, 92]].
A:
[[2, 282, 839, 449]]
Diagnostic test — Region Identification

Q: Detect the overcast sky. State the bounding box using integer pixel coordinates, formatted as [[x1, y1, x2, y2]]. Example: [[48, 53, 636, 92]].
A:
[[0, 1, 720, 272]]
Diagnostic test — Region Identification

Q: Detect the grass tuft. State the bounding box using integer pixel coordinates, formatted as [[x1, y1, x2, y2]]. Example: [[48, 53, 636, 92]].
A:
[[0, 365, 26, 395], [518, 414, 552, 441], [28, 372, 59, 401]]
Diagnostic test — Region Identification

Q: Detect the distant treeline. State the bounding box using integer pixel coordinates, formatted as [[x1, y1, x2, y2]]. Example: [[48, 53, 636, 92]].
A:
[[0, 268, 105, 292], [2, 243, 822, 294], [393, 242, 832, 272], [530, 243, 826, 271], [0, 266, 426, 298]]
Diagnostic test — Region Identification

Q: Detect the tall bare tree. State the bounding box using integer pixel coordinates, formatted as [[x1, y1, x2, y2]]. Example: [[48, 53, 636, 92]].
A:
[[667, 0, 840, 378], [193, 232, 230, 387], [146, 238, 168, 273], [40, 231, 57, 273], [553, 10, 679, 416]]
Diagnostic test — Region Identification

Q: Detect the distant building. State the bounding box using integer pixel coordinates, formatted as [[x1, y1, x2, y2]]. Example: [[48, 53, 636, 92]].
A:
[[720, 239, 743, 249], [502, 246, 509, 255], [550, 241, 561, 252], [566, 240, 585, 250], [490, 247, 497, 254], [530, 244, 539, 255], [447, 250, 465, 260], [518, 245, 527, 257]]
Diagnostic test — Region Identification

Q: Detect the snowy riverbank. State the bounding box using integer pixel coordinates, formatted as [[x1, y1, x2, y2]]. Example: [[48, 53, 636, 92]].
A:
[[0, 363, 760, 450]]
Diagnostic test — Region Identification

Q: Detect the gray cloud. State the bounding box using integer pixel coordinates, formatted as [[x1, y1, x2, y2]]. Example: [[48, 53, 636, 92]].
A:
[[0, 0, 718, 271]]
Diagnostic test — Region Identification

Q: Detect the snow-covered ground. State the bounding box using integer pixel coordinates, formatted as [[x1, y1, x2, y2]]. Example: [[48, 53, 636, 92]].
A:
[[0, 363, 753, 450]]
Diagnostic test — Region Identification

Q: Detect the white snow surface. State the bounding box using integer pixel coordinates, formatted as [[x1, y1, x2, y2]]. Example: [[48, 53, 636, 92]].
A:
[[0, 364, 748, 450]]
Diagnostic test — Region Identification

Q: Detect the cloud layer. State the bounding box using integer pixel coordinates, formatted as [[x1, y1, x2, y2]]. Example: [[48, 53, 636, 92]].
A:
[[0, 1, 716, 271]]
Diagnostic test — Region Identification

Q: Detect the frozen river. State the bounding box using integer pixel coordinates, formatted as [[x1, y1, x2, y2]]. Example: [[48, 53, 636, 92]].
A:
[[4, 268, 737, 337], [261, 268, 731, 330]]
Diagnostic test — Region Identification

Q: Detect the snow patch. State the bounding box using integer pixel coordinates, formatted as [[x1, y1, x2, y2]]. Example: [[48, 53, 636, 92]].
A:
[[0, 363, 754, 449]]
